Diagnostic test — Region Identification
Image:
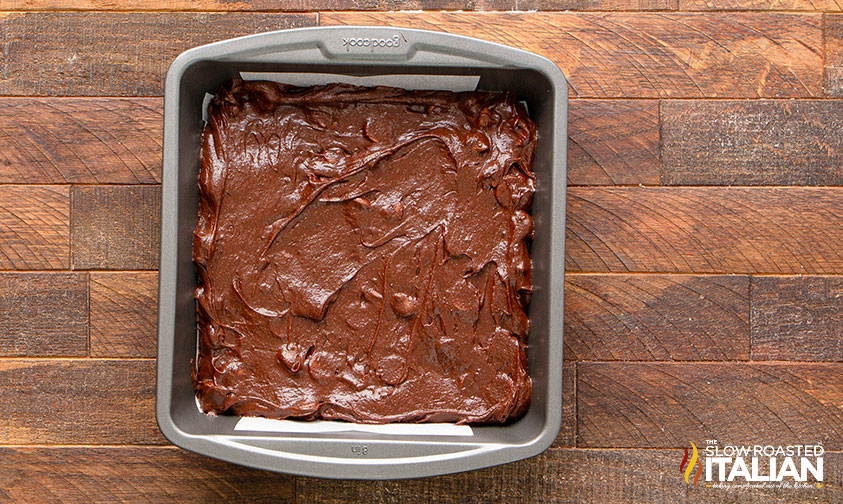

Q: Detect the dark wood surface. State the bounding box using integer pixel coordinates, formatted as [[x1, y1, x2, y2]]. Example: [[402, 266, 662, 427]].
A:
[[0, 13, 317, 96], [0, 359, 163, 445], [0, 273, 87, 356], [578, 362, 843, 448], [661, 100, 843, 185], [0, 98, 162, 184], [2, 2, 841, 503], [70, 186, 161, 270], [89, 271, 158, 358], [564, 274, 749, 360], [0, 447, 296, 503], [566, 187, 843, 274], [567, 100, 660, 186], [0, 185, 69, 270], [751, 276, 843, 361], [827, 14, 843, 97]]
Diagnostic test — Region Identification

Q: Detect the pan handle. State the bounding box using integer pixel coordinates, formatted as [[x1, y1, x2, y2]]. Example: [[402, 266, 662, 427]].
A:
[[202, 25, 543, 68]]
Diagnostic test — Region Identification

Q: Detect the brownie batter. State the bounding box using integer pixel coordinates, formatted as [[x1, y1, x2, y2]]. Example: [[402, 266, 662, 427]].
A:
[[193, 80, 536, 424]]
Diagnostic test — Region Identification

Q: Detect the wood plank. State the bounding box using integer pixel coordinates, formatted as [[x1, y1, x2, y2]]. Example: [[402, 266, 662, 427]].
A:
[[556, 361, 576, 447], [566, 187, 843, 274], [578, 362, 843, 448], [0, 185, 69, 270], [565, 275, 749, 361], [297, 447, 842, 503], [568, 100, 660, 186], [0, 12, 317, 96], [0, 447, 294, 504], [661, 100, 843, 186], [71, 186, 160, 270], [0, 0, 681, 10], [0, 273, 87, 357], [827, 14, 843, 97], [89, 272, 158, 358], [498, 0, 677, 10], [0, 99, 162, 184], [0, 359, 163, 444], [3, 0, 677, 11], [321, 12, 823, 98], [679, 0, 842, 11], [0, 0, 475, 10], [752, 276, 843, 362]]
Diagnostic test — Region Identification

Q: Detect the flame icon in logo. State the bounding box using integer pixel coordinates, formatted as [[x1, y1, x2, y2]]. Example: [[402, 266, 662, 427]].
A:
[[680, 442, 703, 486]]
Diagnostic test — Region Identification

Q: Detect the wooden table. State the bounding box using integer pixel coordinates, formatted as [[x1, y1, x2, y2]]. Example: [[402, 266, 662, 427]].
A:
[[0, 1, 840, 502]]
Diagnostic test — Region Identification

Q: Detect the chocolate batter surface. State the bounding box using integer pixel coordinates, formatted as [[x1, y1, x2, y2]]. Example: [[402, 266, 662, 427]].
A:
[[193, 80, 535, 424]]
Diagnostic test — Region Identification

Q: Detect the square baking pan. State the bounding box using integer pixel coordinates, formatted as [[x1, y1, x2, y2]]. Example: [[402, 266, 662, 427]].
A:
[[157, 25, 567, 480]]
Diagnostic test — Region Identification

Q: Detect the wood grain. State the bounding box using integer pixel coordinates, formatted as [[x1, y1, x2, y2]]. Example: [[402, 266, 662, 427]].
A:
[[0, 0, 682, 10], [565, 274, 749, 361], [0, 447, 294, 504], [827, 14, 843, 97], [0, 185, 69, 270], [0, 0, 475, 10], [568, 100, 660, 186], [679, 0, 842, 11], [321, 12, 823, 98], [71, 186, 161, 270], [297, 448, 842, 504], [752, 276, 843, 362], [661, 100, 843, 185], [89, 272, 158, 358], [0, 273, 87, 357], [10, 0, 843, 10], [0, 99, 162, 184], [0, 12, 317, 96], [566, 187, 843, 274], [502, 0, 677, 10], [557, 361, 576, 447], [578, 362, 843, 448], [0, 359, 163, 444]]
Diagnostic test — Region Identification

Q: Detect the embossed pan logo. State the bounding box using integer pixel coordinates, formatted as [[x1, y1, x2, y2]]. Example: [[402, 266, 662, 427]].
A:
[[341, 33, 407, 52]]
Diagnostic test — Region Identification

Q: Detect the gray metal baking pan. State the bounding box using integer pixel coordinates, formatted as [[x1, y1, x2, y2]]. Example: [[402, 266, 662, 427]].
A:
[[157, 25, 567, 480]]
